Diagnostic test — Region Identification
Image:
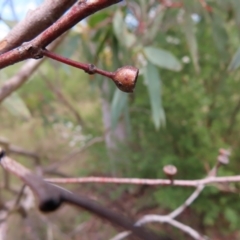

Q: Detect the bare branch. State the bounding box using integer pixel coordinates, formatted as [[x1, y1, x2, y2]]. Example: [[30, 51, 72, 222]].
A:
[[45, 174, 240, 187], [0, 211, 8, 240], [0, 34, 66, 103], [40, 71, 85, 126], [169, 184, 205, 219], [0, 0, 77, 54], [109, 150, 231, 240], [44, 137, 104, 171], [0, 149, 167, 240], [0, 136, 40, 163], [0, 0, 121, 70]]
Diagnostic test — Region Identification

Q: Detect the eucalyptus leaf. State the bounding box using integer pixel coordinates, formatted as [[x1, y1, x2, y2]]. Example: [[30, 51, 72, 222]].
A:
[[211, 13, 228, 58], [143, 61, 165, 129], [113, 10, 124, 41], [2, 93, 31, 119], [147, 10, 165, 42], [231, 0, 240, 30], [88, 11, 109, 28], [143, 46, 182, 71], [113, 10, 136, 48], [111, 88, 128, 129], [228, 48, 240, 71], [182, 11, 200, 73], [60, 34, 80, 58]]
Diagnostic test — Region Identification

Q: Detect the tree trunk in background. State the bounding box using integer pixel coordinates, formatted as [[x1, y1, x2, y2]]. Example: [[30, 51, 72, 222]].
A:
[[101, 80, 128, 175]]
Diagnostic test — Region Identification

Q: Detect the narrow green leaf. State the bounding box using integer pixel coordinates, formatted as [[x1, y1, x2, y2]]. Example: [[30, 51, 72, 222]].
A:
[[123, 104, 131, 136], [228, 48, 240, 71], [113, 10, 124, 41], [81, 37, 94, 62], [147, 10, 165, 42], [95, 28, 111, 62], [112, 35, 121, 68], [113, 10, 136, 48], [88, 12, 109, 28], [182, 12, 200, 73], [111, 89, 128, 129], [61, 34, 80, 58], [211, 13, 228, 58], [231, 0, 240, 31], [2, 93, 31, 119], [143, 62, 165, 129], [143, 46, 182, 71]]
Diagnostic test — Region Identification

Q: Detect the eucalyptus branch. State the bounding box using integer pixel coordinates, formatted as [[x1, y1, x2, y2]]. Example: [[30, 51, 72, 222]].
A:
[[42, 50, 138, 93], [0, 149, 167, 240], [0, 0, 77, 54], [0, 35, 66, 103], [46, 174, 240, 187], [0, 0, 138, 101], [0, 0, 121, 70], [0, 137, 40, 163], [107, 149, 231, 240]]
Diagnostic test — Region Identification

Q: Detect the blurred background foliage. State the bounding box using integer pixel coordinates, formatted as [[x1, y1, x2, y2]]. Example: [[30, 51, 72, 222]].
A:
[[1, 0, 240, 239]]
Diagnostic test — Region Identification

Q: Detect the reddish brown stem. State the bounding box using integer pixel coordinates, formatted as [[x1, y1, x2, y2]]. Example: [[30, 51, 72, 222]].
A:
[[42, 49, 114, 78], [42, 49, 139, 93]]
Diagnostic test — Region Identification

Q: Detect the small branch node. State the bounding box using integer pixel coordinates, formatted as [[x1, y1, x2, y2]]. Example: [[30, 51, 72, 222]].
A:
[[85, 64, 96, 74]]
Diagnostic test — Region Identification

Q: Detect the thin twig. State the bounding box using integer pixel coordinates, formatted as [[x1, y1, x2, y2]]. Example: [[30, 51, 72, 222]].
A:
[[0, 136, 40, 163], [45, 175, 240, 187], [0, 35, 66, 103], [40, 71, 85, 126], [44, 137, 104, 171]]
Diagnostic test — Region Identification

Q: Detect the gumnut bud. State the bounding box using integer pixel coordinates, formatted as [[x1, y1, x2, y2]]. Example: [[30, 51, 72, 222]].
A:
[[111, 66, 139, 93], [163, 165, 177, 183], [219, 148, 231, 157], [163, 165, 177, 177], [217, 155, 229, 165], [217, 148, 230, 165]]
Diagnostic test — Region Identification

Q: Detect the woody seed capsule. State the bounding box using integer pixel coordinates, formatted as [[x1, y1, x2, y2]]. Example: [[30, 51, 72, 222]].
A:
[[112, 66, 139, 93]]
